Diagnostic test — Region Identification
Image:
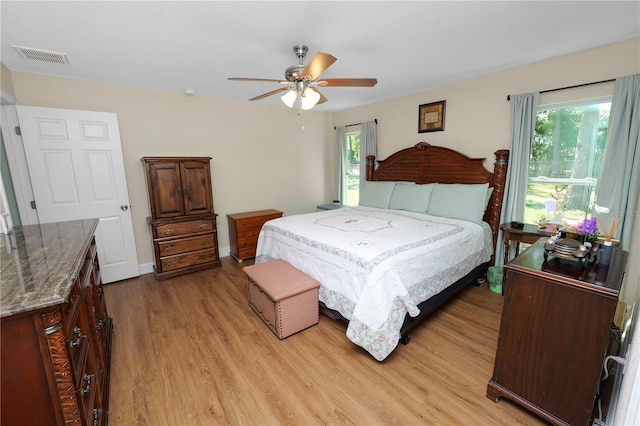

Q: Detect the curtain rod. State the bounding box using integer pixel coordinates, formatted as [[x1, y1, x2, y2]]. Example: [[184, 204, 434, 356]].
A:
[[506, 78, 616, 101], [334, 118, 377, 130]]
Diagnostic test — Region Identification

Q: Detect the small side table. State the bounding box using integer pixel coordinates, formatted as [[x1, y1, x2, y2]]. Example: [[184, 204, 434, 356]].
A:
[[500, 222, 554, 265], [317, 203, 346, 211]]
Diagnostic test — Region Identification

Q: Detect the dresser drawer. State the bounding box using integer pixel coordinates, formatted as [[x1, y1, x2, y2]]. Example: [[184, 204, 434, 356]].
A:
[[158, 234, 216, 256], [235, 227, 263, 239], [65, 287, 89, 388], [153, 219, 215, 238], [77, 349, 98, 426], [235, 214, 282, 230], [237, 235, 259, 250], [160, 248, 217, 272], [237, 246, 258, 260]]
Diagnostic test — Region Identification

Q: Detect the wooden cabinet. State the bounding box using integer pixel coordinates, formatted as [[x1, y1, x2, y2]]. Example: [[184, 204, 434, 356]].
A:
[[487, 238, 628, 425], [227, 209, 283, 262], [142, 157, 221, 280], [1, 220, 113, 426], [142, 157, 214, 219]]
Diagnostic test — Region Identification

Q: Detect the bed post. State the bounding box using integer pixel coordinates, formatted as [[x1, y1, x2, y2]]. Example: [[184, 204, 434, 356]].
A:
[[366, 155, 376, 181], [490, 149, 510, 262]]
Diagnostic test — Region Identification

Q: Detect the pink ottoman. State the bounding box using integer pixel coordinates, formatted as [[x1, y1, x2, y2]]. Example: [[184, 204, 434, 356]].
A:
[[244, 260, 320, 339]]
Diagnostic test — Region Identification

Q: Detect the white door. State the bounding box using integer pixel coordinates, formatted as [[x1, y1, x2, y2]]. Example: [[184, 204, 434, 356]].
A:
[[16, 106, 139, 283]]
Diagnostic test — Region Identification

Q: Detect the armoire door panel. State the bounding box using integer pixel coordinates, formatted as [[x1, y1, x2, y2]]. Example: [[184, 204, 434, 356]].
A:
[[150, 163, 184, 218], [180, 161, 212, 216]]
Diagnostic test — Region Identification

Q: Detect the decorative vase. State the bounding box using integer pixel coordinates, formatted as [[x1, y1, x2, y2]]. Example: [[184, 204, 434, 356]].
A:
[[599, 241, 613, 266]]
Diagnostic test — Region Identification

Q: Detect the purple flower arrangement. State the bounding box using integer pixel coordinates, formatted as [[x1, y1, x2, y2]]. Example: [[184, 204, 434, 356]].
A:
[[576, 217, 598, 235], [572, 217, 600, 242]]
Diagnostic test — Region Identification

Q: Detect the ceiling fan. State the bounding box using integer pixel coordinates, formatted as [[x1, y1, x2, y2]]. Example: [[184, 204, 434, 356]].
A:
[[228, 44, 377, 110]]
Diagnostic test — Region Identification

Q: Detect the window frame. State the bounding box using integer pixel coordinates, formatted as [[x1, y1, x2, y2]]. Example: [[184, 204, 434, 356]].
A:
[[343, 129, 361, 206], [525, 89, 613, 225]]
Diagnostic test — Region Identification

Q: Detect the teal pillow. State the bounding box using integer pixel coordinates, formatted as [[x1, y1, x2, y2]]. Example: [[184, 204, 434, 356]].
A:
[[389, 183, 435, 213], [427, 183, 490, 223], [485, 187, 494, 211], [358, 181, 397, 208]]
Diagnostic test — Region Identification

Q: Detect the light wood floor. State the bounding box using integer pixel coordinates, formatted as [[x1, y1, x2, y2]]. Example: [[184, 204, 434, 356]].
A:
[[104, 257, 545, 425]]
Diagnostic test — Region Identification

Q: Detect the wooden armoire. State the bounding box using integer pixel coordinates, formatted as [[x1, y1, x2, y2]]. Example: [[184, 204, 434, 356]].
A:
[[141, 157, 221, 280]]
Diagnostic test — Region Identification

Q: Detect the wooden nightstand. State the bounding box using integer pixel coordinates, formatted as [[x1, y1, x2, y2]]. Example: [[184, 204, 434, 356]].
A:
[[500, 222, 555, 266], [316, 203, 346, 211], [227, 209, 283, 262]]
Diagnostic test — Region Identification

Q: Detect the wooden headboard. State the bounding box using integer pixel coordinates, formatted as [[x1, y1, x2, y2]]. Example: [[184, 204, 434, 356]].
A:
[[365, 142, 509, 259]]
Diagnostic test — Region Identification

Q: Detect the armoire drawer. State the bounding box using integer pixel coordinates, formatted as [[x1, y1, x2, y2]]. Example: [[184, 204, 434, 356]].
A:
[[157, 234, 216, 256], [153, 219, 215, 238], [160, 248, 218, 272]]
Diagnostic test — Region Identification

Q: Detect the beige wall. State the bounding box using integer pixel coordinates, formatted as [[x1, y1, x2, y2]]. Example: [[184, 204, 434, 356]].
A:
[[5, 38, 640, 302], [331, 38, 640, 162], [1, 62, 16, 99], [9, 74, 333, 267], [332, 38, 640, 304]]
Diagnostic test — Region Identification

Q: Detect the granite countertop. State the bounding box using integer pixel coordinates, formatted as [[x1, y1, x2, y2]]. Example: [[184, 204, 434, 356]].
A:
[[1, 219, 99, 318]]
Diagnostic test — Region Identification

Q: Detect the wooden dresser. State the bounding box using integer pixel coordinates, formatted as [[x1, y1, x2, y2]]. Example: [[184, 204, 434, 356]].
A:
[[487, 238, 628, 425], [227, 209, 283, 262], [142, 157, 221, 280], [1, 219, 113, 426]]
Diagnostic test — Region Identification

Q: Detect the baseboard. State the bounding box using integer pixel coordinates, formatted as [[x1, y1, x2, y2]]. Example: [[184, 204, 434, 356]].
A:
[[138, 262, 155, 275]]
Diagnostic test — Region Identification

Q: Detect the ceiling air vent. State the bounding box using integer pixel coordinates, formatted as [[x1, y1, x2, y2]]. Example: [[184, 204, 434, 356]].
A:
[[11, 45, 69, 64]]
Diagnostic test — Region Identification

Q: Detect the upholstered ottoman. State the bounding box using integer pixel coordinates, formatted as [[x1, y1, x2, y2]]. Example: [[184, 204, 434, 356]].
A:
[[244, 259, 320, 339]]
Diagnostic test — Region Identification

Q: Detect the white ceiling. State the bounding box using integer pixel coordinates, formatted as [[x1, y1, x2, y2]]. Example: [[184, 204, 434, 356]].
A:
[[2, 1, 639, 112]]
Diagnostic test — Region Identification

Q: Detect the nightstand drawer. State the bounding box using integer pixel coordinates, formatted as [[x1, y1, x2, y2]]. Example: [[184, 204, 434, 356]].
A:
[[158, 234, 216, 256], [160, 248, 217, 271], [153, 219, 215, 238]]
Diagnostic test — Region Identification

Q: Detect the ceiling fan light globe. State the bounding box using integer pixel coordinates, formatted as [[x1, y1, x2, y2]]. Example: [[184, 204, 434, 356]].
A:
[[281, 90, 298, 108], [300, 87, 320, 110]]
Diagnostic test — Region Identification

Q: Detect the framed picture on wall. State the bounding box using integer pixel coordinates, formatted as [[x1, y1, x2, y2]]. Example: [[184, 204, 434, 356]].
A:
[[418, 100, 446, 133]]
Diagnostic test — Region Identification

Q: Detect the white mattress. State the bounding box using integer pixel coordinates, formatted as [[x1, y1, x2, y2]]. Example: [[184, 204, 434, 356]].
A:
[[255, 206, 493, 360]]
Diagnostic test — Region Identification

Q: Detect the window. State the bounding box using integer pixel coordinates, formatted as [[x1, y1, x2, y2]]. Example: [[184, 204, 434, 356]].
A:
[[525, 99, 611, 225], [344, 131, 361, 206]]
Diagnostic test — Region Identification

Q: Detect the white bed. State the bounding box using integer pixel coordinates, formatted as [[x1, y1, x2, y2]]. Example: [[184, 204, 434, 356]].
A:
[[256, 206, 493, 360], [254, 143, 509, 360]]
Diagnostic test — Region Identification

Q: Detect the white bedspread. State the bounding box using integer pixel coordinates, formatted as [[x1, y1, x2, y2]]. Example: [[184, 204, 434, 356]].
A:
[[255, 206, 493, 361]]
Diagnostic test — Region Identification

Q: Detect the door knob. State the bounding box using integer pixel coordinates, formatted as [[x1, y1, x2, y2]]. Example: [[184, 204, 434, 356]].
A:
[[121, 204, 129, 211]]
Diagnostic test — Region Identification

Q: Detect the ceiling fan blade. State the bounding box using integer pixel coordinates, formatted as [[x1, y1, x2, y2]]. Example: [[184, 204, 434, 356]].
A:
[[310, 87, 328, 104], [302, 52, 337, 81], [228, 77, 289, 84], [317, 78, 378, 87], [249, 87, 289, 101]]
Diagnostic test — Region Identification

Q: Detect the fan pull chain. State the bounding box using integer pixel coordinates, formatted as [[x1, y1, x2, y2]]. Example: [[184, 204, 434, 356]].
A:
[[298, 105, 305, 128]]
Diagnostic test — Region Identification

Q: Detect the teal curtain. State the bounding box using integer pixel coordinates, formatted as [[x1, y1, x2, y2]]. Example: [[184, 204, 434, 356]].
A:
[[359, 120, 377, 188], [335, 125, 347, 203], [594, 74, 640, 251], [495, 92, 539, 267]]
